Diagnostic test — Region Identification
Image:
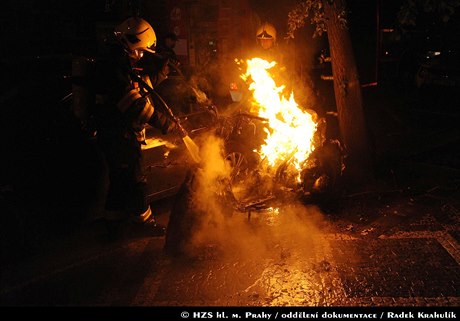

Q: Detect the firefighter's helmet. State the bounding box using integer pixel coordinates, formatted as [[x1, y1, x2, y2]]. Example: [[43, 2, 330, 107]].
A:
[[256, 22, 277, 42], [114, 17, 157, 55]]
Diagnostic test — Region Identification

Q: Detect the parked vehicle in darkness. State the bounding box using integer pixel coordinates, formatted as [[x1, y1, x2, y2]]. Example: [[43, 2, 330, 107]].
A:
[[389, 28, 460, 89], [414, 46, 460, 88]]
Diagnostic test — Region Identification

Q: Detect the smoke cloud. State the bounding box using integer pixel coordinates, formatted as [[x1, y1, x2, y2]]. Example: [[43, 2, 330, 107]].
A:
[[176, 132, 330, 262]]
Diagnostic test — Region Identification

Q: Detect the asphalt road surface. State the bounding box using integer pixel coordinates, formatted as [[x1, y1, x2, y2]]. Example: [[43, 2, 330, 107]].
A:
[[2, 178, 459, 307]]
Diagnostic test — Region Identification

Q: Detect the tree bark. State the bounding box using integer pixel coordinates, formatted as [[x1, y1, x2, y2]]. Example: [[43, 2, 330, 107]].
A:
[[323, 0, 373, 185]]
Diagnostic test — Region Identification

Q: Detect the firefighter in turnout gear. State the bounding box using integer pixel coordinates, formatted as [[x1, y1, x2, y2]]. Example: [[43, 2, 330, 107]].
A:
[[93, 17, 176, 237], [254, 22, 283, 63], [252, 22, 288, 85], [254, 21, 317, 112], [256, 22, 277, 49]]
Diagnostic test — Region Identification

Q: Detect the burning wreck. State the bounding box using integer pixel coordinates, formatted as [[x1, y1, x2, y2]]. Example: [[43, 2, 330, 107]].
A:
[[227, 57, 344, 205], [163, 56, 345, 255], [203, 57, 345, 212]]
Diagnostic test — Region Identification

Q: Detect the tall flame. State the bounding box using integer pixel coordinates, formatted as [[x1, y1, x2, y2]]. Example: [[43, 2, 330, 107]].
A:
[[242, 58, 317, 178]]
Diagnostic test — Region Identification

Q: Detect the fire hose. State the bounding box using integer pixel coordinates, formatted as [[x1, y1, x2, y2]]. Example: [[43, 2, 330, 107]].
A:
[[128, 70, 202, 164]]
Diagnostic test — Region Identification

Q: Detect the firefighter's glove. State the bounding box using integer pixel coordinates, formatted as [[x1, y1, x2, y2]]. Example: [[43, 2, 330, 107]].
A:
[[149, 110, 176, 135], [162, 119, 178, 135]]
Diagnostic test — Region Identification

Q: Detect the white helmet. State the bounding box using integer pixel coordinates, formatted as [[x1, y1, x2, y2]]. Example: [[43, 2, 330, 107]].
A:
[[114, 17, 157, 54], [256, 22, 277, 42]]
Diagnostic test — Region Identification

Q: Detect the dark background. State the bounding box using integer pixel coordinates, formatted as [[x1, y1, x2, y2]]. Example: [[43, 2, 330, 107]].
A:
[[1, 0, 459, 264]]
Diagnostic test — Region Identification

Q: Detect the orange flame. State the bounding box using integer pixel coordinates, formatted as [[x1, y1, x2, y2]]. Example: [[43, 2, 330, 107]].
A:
[[242, 58, 317, 180]]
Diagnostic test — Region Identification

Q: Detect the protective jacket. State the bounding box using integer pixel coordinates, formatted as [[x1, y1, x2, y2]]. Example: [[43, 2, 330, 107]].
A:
[[93, 43, 175, 217]]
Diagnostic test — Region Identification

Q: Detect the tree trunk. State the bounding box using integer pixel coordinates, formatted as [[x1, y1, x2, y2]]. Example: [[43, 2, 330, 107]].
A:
[[323, 0, 373, 185]]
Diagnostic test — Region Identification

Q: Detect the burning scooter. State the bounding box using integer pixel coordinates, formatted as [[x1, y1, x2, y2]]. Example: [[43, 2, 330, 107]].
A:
[[218, 58, 345, 212], [164, 57, 344, 256]]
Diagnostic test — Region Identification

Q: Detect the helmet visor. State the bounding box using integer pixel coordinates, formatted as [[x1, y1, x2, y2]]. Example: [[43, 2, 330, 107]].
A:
[[257, 30, 274, 39]]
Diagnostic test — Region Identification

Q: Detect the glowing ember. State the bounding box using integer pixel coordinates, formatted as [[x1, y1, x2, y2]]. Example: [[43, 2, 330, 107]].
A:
[[241, 58, 317, 179]]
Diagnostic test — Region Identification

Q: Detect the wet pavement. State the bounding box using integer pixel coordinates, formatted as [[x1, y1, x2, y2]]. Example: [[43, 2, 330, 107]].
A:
[[1, 165, 459, 307], [2, 84, 460, 308]]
